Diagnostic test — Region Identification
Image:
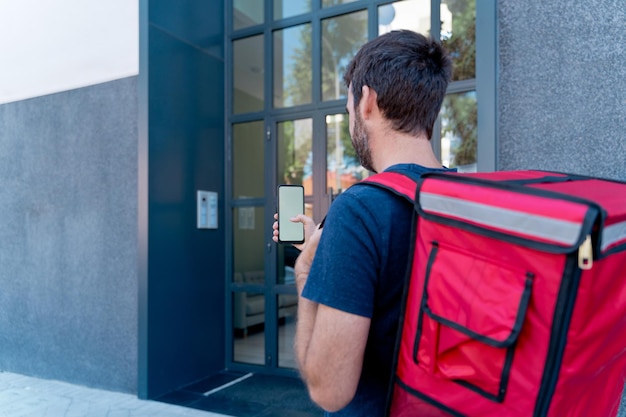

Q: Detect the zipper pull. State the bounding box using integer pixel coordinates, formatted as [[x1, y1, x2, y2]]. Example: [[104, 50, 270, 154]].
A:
[[578, 235, 593, 270]]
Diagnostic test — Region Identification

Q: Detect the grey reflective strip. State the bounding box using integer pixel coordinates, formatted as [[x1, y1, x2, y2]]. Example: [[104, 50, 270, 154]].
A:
[[602, 220, 626, 251], [420, 192, 583, 246]]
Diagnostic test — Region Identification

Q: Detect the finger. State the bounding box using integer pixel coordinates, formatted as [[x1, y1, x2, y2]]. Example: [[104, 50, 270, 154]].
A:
[[290, 214, 313, 224]]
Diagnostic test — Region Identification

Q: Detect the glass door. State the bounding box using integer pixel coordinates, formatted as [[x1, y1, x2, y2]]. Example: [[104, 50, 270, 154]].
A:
[[270, 111, 364, 370], [231, 120, 267, 367], [230, 113, 368, 374], [229, 115, 318, 373], [274, 117, 313, 369]]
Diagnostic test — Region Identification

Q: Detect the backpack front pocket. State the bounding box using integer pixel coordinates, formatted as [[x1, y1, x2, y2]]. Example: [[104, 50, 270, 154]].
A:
[[413, 241, 534, 402]]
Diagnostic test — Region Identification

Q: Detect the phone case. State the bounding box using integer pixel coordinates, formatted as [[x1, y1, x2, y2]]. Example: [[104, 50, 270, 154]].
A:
[[277, 185, 305, 244]]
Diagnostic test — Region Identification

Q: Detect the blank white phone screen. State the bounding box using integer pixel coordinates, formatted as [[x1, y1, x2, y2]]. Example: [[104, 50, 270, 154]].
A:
[[278, 185, 304, 243]]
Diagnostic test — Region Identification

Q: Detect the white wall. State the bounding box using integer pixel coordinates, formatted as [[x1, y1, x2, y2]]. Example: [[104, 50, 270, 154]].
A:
[[0, 0, 138, 105]]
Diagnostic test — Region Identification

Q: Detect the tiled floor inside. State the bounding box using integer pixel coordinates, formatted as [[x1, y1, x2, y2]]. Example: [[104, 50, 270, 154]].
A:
[[156, 371, 323, 417]]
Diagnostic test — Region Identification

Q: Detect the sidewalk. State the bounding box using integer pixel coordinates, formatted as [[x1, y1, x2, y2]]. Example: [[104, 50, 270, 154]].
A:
[[0, 370, 623, 416], [0, 371, 233, 417]]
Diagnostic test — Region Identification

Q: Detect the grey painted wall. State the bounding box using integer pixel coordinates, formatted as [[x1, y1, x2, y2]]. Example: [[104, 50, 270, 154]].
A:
[[498, 0, 626, 180], [0, 77, 138, 393]]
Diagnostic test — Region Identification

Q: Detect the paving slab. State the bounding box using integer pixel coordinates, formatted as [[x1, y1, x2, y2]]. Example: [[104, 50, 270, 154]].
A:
[[0, 372, 233, 417]]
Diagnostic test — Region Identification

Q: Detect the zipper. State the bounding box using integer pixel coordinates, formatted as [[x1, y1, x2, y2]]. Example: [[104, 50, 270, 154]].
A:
[[578, 235, 593, 270]]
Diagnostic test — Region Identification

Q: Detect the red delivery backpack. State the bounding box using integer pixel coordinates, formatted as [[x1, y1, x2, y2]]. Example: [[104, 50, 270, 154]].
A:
[[363, 170, 626, 417]]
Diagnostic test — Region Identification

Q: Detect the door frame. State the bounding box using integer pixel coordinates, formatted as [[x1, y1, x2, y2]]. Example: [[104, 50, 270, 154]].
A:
[[225, 105, 346, 376]]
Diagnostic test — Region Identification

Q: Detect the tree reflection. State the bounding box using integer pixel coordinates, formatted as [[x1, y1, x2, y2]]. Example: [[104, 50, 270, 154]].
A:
[[441, 0, 477, 168], [278, 120, 312, 187], [443, 93, 477, 167], [281, 0, 478, 173], [285, 8, 368, 188], [442, 0, 476, 81]]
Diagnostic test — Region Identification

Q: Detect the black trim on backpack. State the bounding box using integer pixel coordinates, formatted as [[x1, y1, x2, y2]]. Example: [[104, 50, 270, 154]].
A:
[[416, 171, 603, 256], [394, 377, 467, 417], [503, 173, 590, 185], [384, 206, 421, 417], [411, 241, 438, 364], [533, 254, 584, 416], [422, 272, 534, 349], [412, 241, 532, 403], [451, 341, 517, 403], [353, 173, 422, 417]]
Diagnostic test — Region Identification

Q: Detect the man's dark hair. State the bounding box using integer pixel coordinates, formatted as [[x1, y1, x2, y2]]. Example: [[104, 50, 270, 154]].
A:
[[343, 30, 452, 139]]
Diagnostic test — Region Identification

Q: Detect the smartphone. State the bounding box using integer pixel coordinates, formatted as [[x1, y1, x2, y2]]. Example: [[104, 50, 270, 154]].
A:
[[277, 185, 305, 244]]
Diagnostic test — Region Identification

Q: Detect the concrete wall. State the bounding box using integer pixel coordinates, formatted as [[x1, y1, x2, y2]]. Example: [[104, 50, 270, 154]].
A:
[[498, 2, 626, 413], [0, 77, 139, 392], [498, 0, 626, 180]]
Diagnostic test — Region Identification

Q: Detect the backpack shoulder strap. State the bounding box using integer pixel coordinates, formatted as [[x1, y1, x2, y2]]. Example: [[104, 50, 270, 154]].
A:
[[359, 171, 418, 203]]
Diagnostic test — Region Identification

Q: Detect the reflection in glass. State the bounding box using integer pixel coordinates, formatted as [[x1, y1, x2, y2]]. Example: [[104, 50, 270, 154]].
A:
[[378, 0, 430, 36], [322, 0, 357, 7], [232, 204, 266, 363], [234, 35, 264, 114], [441, 0, 475, 81], [322, 10, 368, 102], [274, 0, 311, 20], [277, 243, 301, 285], [233, 121, 264, 198], [274, 23, 312, 108], [441, 91, 477, 172], [277, 119, 313, 195], [233, 206, 266, 281], [233, 290, 265, 363], [233, 0, 264, 30], [277, 294, 298, 368], [326, 113, 370, 194]]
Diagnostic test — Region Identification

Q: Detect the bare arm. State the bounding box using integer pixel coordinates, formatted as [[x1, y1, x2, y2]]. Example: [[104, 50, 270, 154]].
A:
[[294, 226, 371, 412]]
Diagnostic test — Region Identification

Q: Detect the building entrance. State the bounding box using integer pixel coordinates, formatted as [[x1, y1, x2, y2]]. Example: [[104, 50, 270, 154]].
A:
[[225, 0, 479, 377]]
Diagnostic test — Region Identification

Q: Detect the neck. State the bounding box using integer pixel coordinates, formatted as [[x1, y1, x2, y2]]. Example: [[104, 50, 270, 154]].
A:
[[371, 130, 443, 172]]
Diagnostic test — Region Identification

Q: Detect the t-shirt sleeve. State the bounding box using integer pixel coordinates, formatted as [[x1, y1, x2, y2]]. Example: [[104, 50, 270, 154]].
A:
[[301, 190, 382, 318]]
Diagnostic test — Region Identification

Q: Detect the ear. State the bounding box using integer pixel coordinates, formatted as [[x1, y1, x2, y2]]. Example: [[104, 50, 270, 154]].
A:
[[359, 85, 379, 120]]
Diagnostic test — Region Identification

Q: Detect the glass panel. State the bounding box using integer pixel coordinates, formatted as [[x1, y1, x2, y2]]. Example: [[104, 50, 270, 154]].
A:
[[441, 0, 476, 81], [274, 0, 311, 20], [233, 121, 265, 198], [322, 0, 357, 7], [233, 0, 264, 30], [274, 23, 312, 108], [378, 0, 430, 36], [277, 118, 313, 196], [326, 113, 370, 194], [277, 294, 297, 368], [232, 203, 266, 364], [277, 244, 299, 285], [233, 290, 265, 364], [234, 35, 264, 114], [233, 206, 266, 282], [322, 10, 368, 102], [440, 91, 477, 172]]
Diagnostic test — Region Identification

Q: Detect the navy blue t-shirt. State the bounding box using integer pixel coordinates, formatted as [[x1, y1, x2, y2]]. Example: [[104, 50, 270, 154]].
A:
[[302, 164, 455, 417]]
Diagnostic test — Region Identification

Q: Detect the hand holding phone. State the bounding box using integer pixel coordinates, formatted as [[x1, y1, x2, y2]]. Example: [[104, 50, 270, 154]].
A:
[[277, 185, 305, 244]]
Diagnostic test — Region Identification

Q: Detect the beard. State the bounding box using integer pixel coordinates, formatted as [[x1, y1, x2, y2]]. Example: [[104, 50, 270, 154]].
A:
[[351, 110, 375, 173]]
